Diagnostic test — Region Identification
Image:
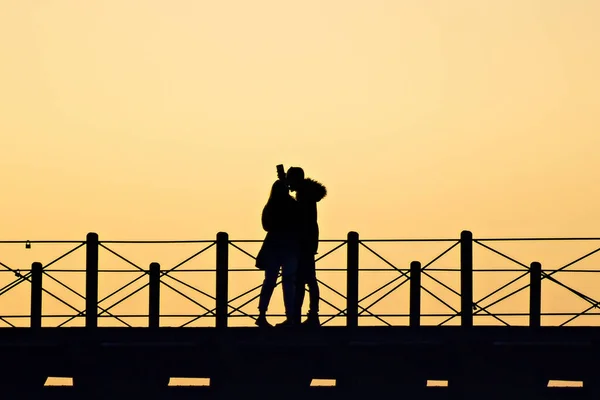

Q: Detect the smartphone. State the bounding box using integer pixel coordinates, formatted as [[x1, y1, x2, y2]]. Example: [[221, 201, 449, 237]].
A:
[[276, 164, 286, 181]]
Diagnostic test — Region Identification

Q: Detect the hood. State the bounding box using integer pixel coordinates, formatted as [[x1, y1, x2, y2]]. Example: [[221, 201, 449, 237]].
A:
[[301, 178, 327, 202]]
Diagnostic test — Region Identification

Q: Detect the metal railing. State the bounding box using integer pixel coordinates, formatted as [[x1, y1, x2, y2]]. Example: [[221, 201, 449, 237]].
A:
[[1, 231, 600, 328]]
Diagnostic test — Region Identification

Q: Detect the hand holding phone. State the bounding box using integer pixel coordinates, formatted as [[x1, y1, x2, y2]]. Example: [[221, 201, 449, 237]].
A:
[[276, 164, 286, 181]]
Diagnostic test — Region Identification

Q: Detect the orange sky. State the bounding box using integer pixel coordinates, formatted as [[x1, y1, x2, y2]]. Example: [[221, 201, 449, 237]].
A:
[[1, 1, 600, 329]]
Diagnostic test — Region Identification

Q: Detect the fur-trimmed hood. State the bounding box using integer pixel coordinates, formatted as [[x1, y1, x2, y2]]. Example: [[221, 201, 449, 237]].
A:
[[298, 178, 327, 203]]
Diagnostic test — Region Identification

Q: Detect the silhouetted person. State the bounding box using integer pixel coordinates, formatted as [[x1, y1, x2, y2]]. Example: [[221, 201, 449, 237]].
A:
[[255, 180, 300, 327], [282, 167, 327, 327]]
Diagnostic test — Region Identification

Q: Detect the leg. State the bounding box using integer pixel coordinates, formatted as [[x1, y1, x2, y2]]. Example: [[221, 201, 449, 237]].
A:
[[296, 252, 320, 326], [257, 265, 279, 325], [304, 255, 320, 315], [293, 267, 307, 324], [281, 255, 298, 319]]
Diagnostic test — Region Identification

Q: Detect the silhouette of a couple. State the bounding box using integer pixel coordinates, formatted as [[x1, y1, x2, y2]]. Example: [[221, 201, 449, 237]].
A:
[[255, 166, 327, 328]]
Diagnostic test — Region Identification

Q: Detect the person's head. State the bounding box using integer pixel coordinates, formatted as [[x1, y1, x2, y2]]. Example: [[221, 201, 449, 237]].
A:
[[286, 167, 304, 191], [268, 179, 290, 203]]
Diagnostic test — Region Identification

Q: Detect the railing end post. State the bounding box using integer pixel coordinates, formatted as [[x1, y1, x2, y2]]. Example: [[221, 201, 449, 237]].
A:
[[216, 232, 229, 329], [31, 262, 43, 329], [149, 262, 161, 328], [85, 232, 99, 329], [460, 230, 473, 328], [530, 261, 542, 328], [409, 261, 421, 328], [346, 231, 359, 328]]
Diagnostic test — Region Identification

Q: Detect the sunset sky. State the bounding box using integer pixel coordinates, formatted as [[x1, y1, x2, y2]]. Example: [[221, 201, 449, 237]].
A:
[[1, 1, 600, 330]]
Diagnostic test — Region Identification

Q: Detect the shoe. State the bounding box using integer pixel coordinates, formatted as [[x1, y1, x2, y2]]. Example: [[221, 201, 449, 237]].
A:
[[255, 316, 272, 328], [275, 319, 296, 328], [301, 313, 320, 327]]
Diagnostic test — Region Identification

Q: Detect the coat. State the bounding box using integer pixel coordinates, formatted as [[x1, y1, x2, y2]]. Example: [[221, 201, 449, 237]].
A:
[[255, 195, 300, 270], [294, 178, 327, 255]]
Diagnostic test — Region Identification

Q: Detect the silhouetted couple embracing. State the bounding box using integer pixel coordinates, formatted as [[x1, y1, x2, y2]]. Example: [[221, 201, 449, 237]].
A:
[[255, 166, 327, 328]]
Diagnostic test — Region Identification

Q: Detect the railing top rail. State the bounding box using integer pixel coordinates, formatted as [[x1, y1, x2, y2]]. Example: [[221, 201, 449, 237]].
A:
[[2, 237, 600, 244], [475, 237, 600, 241], [0, 240, 85, 244], [230, 239, 348, 243], [100, 240, 216, 244], [359, 238, 458, 242]]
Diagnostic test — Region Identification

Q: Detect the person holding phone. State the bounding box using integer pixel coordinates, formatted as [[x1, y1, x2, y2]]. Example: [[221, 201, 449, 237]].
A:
[[254, 167, 300, 327]]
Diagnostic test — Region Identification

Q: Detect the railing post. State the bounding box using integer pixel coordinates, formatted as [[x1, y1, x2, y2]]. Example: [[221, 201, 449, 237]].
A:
[[410, 261, 421, 327], [460, 230, 473, 328], [31, 262, 43, 329], [216, 232, 229, 329], [86, 232, 99, 328], [530, 261, 541, 328], [149, 262, 160, 328], [347, 231, 359, 328]]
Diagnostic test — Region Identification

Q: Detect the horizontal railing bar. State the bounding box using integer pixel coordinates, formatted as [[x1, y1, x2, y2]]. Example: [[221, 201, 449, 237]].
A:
[[47, 270, 141, 273], [36, 268, 417, 273], [0, 269, 32, 273], [232, 313, 600, 317], [10, 267, 600, 273], [0, 314, 349, 318], [11, 268, 600, 274], [39, 268, 345, 273], [228, 239, 347, 243], [472, 269, 600, 273], [476, 238, 600, 241], [17, 268, 397, 273], [2, 312, 599, 319], [359, 239, 459, 242], [419, 269, 600, 272], [356, 313, 600, 317], [99, 240, 216, 244], [0, 241, 85, 244], [227, 268, 346, 272], [3, 238, 600, 245]]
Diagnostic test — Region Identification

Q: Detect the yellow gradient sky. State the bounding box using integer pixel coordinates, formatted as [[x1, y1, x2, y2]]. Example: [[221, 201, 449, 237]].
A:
[[1, 1, 600, 328]]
